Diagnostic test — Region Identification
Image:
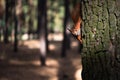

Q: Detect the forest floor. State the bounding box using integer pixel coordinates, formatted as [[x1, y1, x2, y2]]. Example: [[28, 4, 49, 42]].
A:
[[0, 37, 82, 80]]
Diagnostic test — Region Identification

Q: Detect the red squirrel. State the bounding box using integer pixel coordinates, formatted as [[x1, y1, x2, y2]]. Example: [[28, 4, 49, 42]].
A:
[[67, 3, 82, 43]]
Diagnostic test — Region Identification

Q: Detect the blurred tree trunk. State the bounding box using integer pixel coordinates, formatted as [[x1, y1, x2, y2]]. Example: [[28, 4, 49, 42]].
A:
[[28, 18, 33, 40], [14, 0, 18, 52], [28, 0, 33, 40], [37, 0, 41, 39], [4, 0, 9, 43], [14, 15, 18, 52], [61, 0, 71, 57], [81, 0, 120, 80], [0, 0, 5, 41], [38, 0, 48, 66], [14, 0, 22, 52], [0, 0, 5, 19]]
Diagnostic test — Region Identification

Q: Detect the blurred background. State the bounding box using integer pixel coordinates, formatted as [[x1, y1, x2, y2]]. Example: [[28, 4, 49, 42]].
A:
[[0, 0, 82, 80]]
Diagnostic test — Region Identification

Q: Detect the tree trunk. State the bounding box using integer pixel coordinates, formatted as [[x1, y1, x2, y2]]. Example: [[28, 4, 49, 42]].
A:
[[28, 0, 34, 40], [14, 0, 23, 52], [81, 0, 120, 80], [4, 0, 9, 43], [38, 0, 48, 66], [61, 0, 71, 57], [0, 0, 5, 41], [14, 8, 18, 52]]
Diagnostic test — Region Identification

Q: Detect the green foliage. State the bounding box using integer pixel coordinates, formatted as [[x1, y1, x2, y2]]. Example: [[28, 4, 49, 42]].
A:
[[0, 0, 77, 40], [22, 0, 38, 33], [47, 0, 65, 33]]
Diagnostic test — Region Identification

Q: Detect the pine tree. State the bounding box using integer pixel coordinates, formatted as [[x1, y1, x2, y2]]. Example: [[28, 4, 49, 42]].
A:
[[81, 0, 120, 80]]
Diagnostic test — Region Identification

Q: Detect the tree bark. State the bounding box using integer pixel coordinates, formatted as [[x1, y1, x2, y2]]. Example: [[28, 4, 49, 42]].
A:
[[81, 0, 120, 80], [4, 0, 9, 43], [14, 0, 23, 52], [61, 0, 71, 57], [14, 15, 18, 52], [38, 0, 48, 66], [28, 0, 34, 40]]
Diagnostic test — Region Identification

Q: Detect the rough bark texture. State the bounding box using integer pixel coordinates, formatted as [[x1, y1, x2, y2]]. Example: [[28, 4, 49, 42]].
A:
[[81, 0, 120, 80]]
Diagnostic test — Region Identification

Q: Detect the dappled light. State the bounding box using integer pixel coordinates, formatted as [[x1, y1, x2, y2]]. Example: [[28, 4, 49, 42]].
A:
[[9, 59, 40, 66], [0, 0, 119, 79], [0, 0, 84, 80], [48, 33, 63, 41], [0, 40, 82, 80], [19, 40, 40, 49], [49, 44, 56, 51]]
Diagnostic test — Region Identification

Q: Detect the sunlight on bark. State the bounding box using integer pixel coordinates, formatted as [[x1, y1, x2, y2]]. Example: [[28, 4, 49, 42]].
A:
[[40, 37, 46, 55]]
